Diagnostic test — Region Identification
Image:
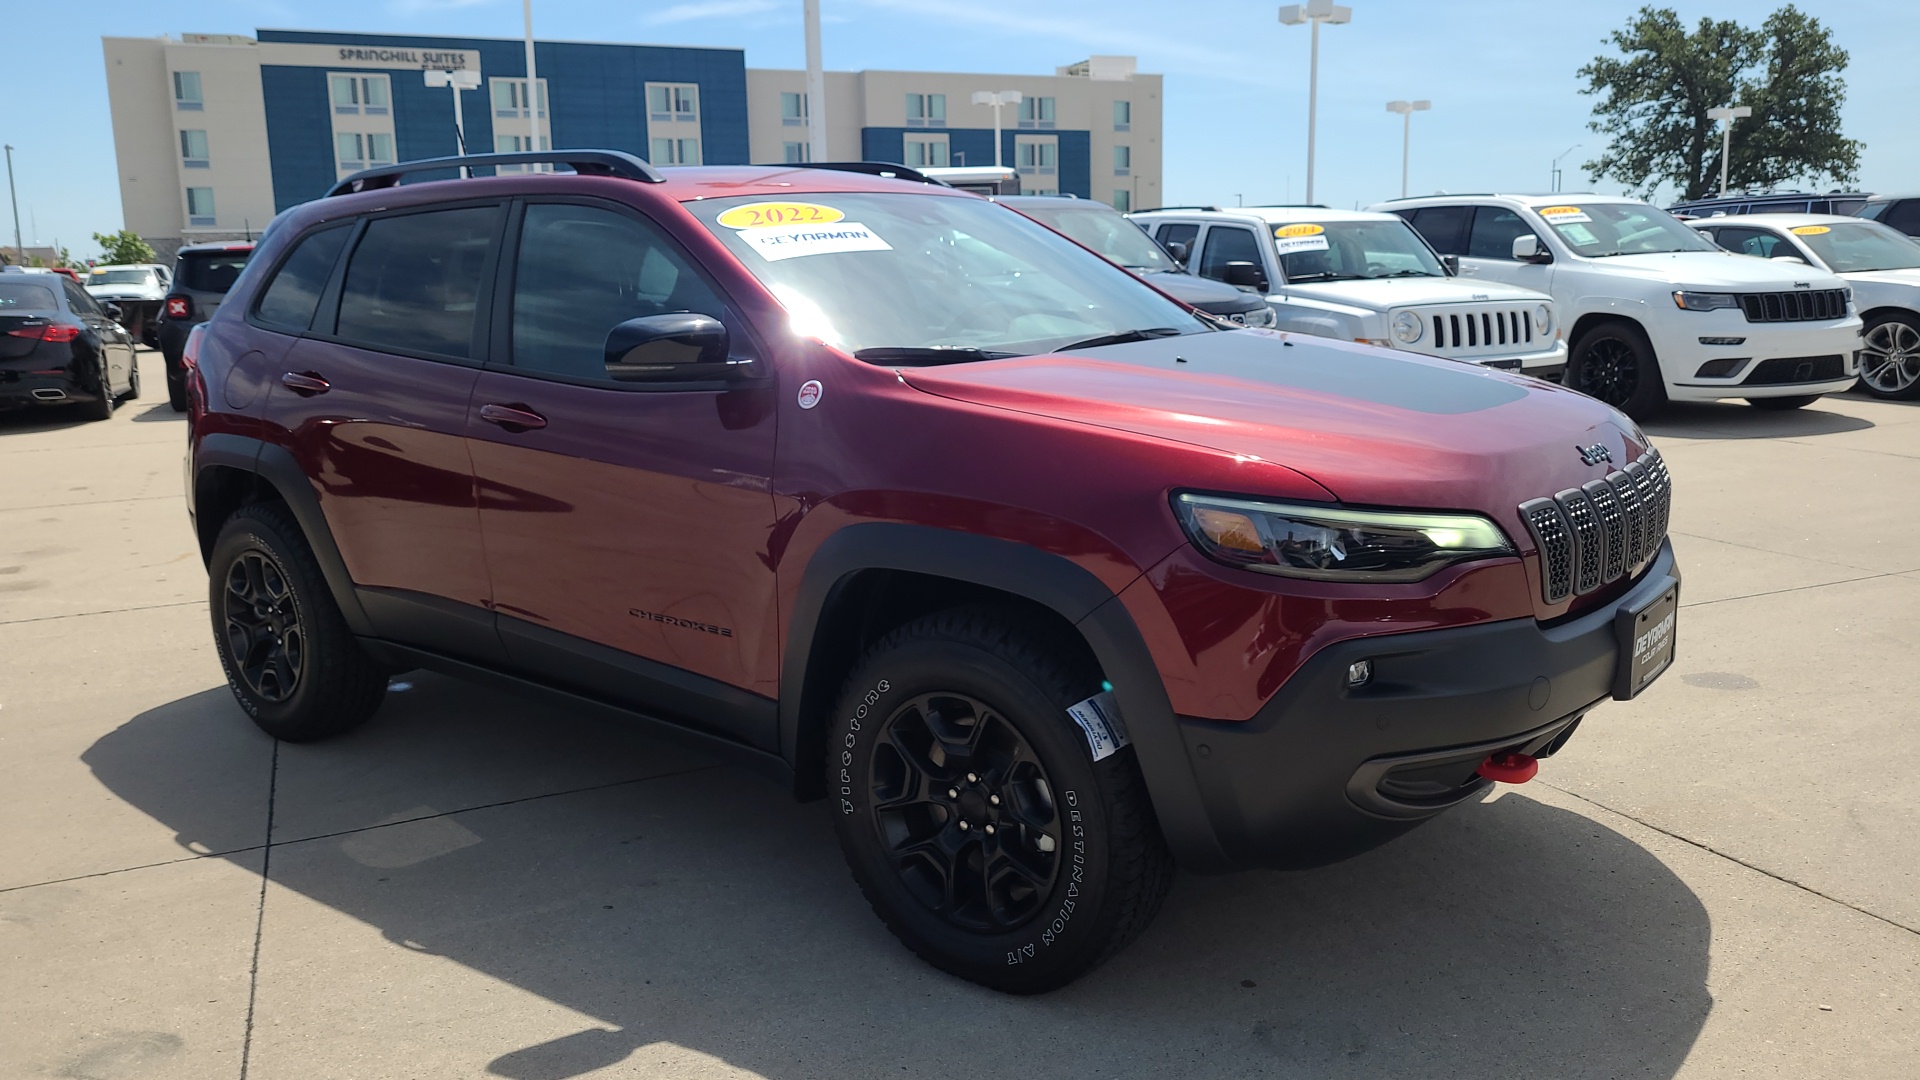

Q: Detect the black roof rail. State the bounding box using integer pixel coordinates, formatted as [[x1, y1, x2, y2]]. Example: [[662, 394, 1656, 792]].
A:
[[780, 161, 953, 186], [325, 150, 663, 197], [1132, 205, 1220, 213]]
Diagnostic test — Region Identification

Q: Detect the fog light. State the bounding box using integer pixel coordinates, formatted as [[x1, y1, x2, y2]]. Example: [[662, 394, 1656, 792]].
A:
[[1347, 660, 1372, 687]]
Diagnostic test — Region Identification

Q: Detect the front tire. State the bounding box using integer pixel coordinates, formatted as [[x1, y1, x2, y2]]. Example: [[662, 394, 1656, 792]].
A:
[[1858, 313, 1920, 400], [1746, 394, 1822, 411], [828, 607, 1173, 993], [1568, 321, 1667, 419], [208, 503, 387, 742]]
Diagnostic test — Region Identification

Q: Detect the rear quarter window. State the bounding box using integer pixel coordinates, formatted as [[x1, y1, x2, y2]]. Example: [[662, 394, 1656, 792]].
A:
[[177, 251, 252, 293], [254, 226, 350, 331]]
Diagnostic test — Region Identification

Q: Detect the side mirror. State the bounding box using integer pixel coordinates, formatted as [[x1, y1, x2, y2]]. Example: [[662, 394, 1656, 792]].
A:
[[1164, 240, 1190, 265], [1439, 253, 1461, 276], [104, 302, 125, 321], [603, 313, 740, 381], [1222, 260, 1269, 291], [1511, 235, 1553, 263], [1770, 254, 1808, 265]]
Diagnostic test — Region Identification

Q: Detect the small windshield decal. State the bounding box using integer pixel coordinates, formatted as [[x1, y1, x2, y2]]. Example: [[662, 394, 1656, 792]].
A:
[[738, 222, 893, 262], [1790, 225, 1831, 236], [1538, 205, 1592, 224], [716, 201, 845, 229], [1273, 223, 1330, 255]]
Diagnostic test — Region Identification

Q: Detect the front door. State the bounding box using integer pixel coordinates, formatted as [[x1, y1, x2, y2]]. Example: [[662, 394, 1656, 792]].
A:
[[1459, 206, 1555, 295], [466, 199, 780, 746]]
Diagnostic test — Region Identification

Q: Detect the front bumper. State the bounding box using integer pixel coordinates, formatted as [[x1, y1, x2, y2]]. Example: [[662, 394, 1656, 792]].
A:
[[1405, 338, 1567, 380], [1174, 540, 1678, 870], [1664, 315, 1862, 401]]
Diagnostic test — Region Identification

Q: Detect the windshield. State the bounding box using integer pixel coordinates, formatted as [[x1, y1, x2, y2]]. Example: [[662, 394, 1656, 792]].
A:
[[1011, 202, 1177, 272], [1271, 219, 1445, 282], [177, 250, 252, 292], [686, 192, 1208, 360], [90, 269, 155, 286], [1791, 222, 1920, 273], [0, 281, 59, 311], [1535, 203, 1717, 257]]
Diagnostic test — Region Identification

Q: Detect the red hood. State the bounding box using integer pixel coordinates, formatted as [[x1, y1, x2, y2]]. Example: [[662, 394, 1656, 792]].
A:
[[899, 330, 1646, 534]]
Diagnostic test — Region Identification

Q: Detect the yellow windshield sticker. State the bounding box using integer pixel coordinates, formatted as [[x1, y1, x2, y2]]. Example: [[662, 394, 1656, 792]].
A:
[[1538, 205, 1591, 223], [1790, 225, 1831, 235], [1274, 223, 1325, 238], [716, 202, 846, 229]]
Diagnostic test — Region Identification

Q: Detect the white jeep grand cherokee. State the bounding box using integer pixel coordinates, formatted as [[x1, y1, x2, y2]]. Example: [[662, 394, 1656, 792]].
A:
[[1129, 207, 1567, 379], [1376, 193, 1863, 417]]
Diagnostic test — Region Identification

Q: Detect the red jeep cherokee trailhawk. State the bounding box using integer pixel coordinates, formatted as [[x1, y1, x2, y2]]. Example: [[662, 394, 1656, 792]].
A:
[[184, 152, 1679, 993]]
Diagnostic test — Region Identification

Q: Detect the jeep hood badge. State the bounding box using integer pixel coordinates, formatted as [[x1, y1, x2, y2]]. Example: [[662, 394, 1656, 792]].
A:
[[1578, 443, 1613, 466]]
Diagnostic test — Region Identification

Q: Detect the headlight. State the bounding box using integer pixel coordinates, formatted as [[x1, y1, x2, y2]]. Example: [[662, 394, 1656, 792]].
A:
[[1673, 291, 1741, 311], [1172, 493, 1514, 582], [1532, 303, 1552, 334], [1246, 305, 1276, 327], [1390, 310, 1424, 344]]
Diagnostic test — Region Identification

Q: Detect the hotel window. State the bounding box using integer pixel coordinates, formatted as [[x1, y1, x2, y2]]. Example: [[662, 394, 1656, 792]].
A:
[[173, 71, 203, 111], [1114, 100, 1132, 131], [648, 84, 699, 123], [491, 78, 549, 119], [905, 93, 946, 127], [335, 132, 395, 174], [1112, 189, 1132, 212], [782, 141, 811, 163], [650, 137, 701, 165], [1018, 96, 1055, 128], [1114, 145, 1131, 177], [780, 91, 808, 126], [180, 130, 210, 169], [186, 187, 216, 227], [494, 134, 552, 153], [329, 74, 391, 116], [1015, 139, 1057, 175], [903, 135, 949, 168]]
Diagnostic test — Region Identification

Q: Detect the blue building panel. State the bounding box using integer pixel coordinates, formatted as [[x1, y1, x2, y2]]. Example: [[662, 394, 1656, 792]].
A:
[[259, 66, 338, 212]]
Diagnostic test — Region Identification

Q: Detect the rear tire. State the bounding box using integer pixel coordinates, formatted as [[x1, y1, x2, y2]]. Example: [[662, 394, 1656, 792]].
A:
[[167, 371, 188, 412], [1747, 394, 1822, 411], [122, 357, 141, 402], [209, 503, 387, 742], [83, 361, 115, 421], [1568, 321, 1667, 420], [828, 606, 1174, 993], [1857, 313, 1920, 400]]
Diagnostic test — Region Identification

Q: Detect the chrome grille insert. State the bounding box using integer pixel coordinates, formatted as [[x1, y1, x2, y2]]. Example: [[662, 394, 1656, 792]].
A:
[[1519, 448, 1672, 605]]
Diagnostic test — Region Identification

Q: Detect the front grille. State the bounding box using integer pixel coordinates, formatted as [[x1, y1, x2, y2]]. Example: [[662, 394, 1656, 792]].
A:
[[1739, 289, 1847, 323], [1518, 447, 1671, 604], [1743, 354, 1845, 385], [1412, 303, 1538, 358]]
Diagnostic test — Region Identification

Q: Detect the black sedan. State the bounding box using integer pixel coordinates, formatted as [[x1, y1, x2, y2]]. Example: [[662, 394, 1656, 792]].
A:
[[0, 267, 139, 420]]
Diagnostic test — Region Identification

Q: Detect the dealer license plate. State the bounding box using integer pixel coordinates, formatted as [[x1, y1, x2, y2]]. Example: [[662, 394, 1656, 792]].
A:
[[1614, 580, 1678, 700]]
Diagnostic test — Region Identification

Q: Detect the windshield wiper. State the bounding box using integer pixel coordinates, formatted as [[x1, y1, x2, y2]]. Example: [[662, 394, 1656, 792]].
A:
[[852, 346, 1019, 366], [1055, 327, 1190, 351], [1374, 269, 1439, 278], [1284, 272, 1367, 283]]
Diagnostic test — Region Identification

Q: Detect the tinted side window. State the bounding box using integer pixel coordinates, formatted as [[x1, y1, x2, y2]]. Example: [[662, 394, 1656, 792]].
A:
[[1857, 201, 1889, 222], [508, 203, 728, 381], [1197, 226, 1261, 282], [178, 251, 251, 293], [336, 207, 499, 358], [1713, 227, 1787, 259], [63, 279, 104, 317], [255, 226, 349, 331], [1154, 222, 1200, 257], [1883, 200, 1920, 236], [1467, 207, 1537, 260], [1406, 206, 1472, 255]]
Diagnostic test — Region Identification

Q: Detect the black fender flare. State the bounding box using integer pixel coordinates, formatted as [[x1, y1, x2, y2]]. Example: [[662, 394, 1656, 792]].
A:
[[192, 434, 373, 636], [779, 522, 1230, 870]]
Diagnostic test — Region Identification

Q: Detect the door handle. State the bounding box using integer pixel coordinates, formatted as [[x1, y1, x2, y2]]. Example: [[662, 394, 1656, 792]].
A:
[[281, 371, 330, 395], [478, 403, 547, 431]]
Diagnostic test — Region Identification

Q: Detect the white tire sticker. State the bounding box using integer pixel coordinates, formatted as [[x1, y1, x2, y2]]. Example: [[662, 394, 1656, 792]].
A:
[[738, 222, 892, 262], [1066, 691, 1130, 761]]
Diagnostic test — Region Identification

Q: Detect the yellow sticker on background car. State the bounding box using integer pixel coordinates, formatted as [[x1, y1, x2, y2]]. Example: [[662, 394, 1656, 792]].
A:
[[716, 202, 846, 229], [1791, 225, 1831, 235], [1538, 205, 1591, 223], [1274, 223, 1325, 238]]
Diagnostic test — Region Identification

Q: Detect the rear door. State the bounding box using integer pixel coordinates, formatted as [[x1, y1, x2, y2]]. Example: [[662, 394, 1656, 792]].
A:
[[62, 278, 136, 391], [264, 203, 507, 663]]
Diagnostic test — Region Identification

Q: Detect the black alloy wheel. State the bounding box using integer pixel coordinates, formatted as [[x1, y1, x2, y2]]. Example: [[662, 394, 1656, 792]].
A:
[[123, 354, 141, 401], [1569, 322, 1666, 419], [223, 551, 306, 704], [1573, 337, 1638, 406], [868, 691, 1062, 932], [1859, 314, 1920, 399]]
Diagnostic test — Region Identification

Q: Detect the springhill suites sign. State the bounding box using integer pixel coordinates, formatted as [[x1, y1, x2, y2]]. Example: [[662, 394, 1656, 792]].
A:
[[335, 47, 474, 69], [255, 42, 484, 75]]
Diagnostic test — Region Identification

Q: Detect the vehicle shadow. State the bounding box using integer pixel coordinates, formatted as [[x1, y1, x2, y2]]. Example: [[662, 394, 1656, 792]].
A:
[[129, 401, 185, 422], [1644, 400, 1873, 440], [0, 406, 94, 435], [85, 675, 1711, 1080]]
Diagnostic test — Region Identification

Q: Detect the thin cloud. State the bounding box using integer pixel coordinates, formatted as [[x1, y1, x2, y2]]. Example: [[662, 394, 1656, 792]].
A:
[[644, 0, 782, 25], [847, 0, 1250, 78]]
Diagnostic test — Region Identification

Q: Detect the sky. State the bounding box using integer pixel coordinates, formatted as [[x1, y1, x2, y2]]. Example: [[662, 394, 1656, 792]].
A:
[[6, 0, 1915, 261]]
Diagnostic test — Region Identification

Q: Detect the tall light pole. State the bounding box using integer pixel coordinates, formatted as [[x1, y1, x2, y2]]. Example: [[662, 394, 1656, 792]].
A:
[[804, 0, 828, 163], [1278, 0, 1351, 205], [1707, 105, 1751, 197], [522, 0, 540, 163], [1551, 143, 1581, 193], [1384, 99, 1428, 198], [4, 145, 20, 266], [425, 69, 481, 174], [970, 90, 1021, 167]]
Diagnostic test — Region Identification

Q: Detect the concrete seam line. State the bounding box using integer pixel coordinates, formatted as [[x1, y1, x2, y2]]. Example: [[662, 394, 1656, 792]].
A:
[[238, 738, 278, 1080], [0, 764, 726, 895], [1541, 781, 1920, 939], [0, 494, 185, 513], [1776, 438, 1920, 462], [0, 600, 201, 626], [1682, 570, 1911, 610], [1667, 529, 1886, 575]]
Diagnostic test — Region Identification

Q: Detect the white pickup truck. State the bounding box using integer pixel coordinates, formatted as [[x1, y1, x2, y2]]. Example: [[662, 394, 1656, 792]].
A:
[[85, 263, 173, 346], [1129, 206, 1567, 379]]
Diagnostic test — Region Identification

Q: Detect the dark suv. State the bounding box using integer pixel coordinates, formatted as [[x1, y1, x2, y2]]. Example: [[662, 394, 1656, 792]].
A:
[[156, 242, 253, 410], [185, 152, 1680, 993]]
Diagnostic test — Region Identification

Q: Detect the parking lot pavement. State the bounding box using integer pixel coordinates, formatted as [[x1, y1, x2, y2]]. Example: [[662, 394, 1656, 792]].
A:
[[2, 351, 1916, 1078]]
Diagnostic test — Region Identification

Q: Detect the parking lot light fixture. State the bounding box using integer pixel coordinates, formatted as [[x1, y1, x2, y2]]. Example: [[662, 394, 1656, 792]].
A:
[[1706, 105, 1752, 197], [970, 90, 1022, 168], [1551, 143, 1581, 193], [1385, 99, 1429, 199], [1279, 0, 1352, 205], [424, 69, 482, 175]]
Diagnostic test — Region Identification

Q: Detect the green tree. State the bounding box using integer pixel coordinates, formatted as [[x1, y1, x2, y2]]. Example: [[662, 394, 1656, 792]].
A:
[[1579, 5, 1861, 201], [91, 229, 156, 266]]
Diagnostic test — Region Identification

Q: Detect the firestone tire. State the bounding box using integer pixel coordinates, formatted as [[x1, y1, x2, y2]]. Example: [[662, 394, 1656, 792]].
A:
[[827, 606, 1174, 994], [1746, 394, 1822, 411], [1568, 321, 1668, 420], [208, 503, 388, 742]]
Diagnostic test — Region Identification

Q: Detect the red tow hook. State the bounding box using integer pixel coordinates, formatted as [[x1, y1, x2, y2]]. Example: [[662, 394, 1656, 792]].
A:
[[1477, 752, 1539, 784]]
